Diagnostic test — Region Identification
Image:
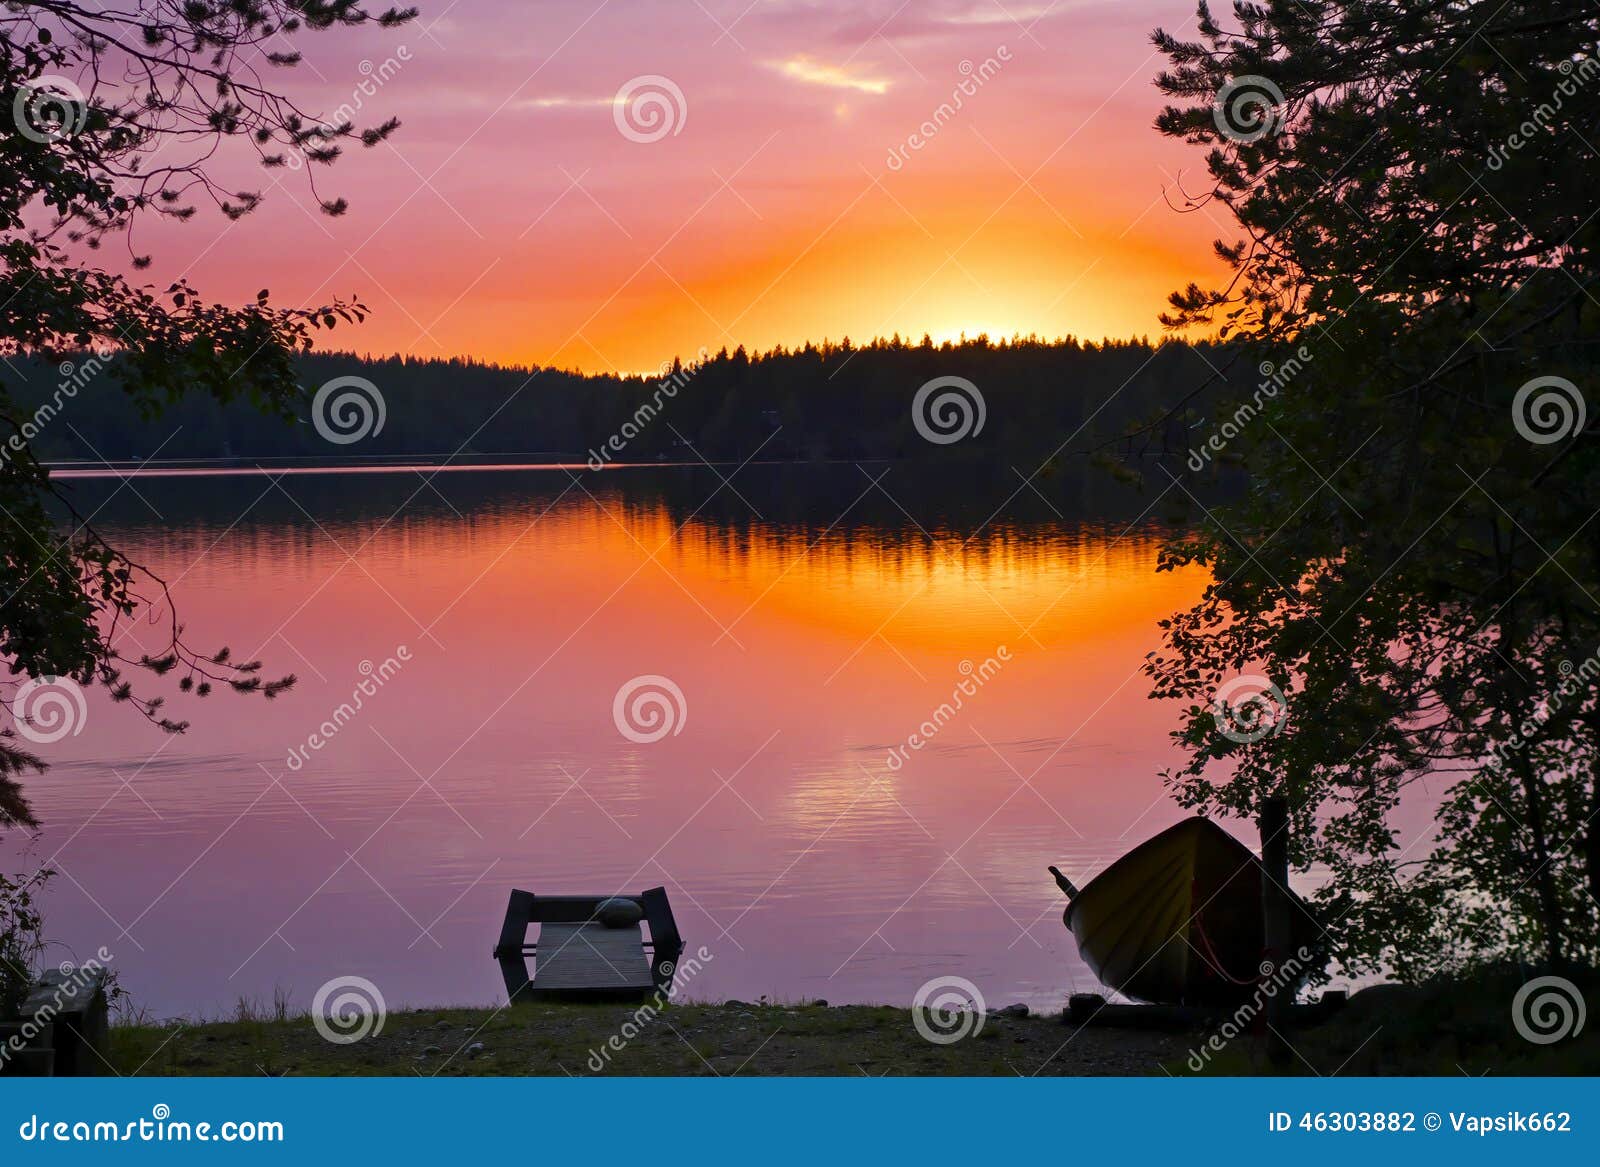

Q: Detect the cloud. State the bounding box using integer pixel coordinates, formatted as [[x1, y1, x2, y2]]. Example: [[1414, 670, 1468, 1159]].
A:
[[770, 55, 891, 95], [938, 1, 1064, 24], [517, 95, 616, 110], [823, 0, 1086, 45]]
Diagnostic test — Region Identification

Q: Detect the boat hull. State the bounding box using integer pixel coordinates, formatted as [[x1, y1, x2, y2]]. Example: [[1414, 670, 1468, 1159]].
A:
[[1064, 817, 1312, 1006]]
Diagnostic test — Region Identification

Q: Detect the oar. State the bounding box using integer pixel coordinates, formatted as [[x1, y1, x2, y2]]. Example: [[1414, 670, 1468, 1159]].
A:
[[1047, 864, 1079, 898]]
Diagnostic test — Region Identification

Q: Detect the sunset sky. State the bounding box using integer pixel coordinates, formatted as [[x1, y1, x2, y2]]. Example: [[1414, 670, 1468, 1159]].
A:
[[142, 0, 1224, 373]]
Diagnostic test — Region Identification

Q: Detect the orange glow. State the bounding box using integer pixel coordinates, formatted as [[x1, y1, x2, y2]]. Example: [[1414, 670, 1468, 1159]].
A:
[[124, 2, 1223, 372]]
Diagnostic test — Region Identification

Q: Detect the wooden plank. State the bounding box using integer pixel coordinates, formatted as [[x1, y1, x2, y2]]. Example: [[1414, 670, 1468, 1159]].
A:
[[499, 955, 533, 1004], [494, 889, 536, 957], [639, 885, 683, 990], [528, 895, 620, 923], [532, 923, 654, 992]]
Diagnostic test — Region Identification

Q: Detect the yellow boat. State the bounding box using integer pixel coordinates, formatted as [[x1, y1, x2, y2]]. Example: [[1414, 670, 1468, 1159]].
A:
[[1049, 817, 1315, 1006]]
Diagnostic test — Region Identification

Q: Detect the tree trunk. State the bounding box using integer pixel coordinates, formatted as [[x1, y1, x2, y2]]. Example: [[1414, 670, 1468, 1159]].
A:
[[1511, 750, 1567, 970], [1259, 796, 1292, 1067], [1588, 749, 1600, 911]]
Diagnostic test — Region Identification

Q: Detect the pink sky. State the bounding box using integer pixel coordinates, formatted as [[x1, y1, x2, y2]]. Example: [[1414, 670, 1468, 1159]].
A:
[[136, 0, 1224, 373]]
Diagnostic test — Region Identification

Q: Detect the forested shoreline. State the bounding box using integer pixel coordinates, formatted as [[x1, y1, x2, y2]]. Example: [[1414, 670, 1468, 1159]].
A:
[[10, 336, 1252, 467]]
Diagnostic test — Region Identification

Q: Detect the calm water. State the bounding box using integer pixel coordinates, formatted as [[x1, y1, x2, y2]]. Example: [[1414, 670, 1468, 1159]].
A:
[[6, 463, 1218, 1016]]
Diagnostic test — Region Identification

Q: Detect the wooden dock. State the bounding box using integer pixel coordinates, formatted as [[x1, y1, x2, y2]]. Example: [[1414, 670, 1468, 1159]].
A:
[[493, 887, 683, 1004], [528, 923, 656, 994]]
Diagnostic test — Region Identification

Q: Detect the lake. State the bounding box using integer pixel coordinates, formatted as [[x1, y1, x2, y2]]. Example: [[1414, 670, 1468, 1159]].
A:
[[6, 462, 1217, 1017]]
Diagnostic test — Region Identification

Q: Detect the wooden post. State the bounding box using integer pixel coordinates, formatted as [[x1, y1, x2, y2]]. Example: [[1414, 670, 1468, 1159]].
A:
[[1259, 795, 1292, 1068], [21, 969, 109, 1077]]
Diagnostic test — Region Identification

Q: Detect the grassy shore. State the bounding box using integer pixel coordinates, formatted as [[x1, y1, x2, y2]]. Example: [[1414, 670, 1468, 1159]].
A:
[[109, 1002, 1188, 1077], [105, 972, 1600, 1076]]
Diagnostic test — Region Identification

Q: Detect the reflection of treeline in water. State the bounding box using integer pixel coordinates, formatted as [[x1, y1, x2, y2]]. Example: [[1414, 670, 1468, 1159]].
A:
[[55, 463, 1184, 596], [51, 460, 1219, 552], [9, 336, 1252, 464]]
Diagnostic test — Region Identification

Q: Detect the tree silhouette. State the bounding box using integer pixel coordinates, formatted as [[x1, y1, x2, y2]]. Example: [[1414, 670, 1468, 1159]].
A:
[[1146, 2, 1600, 974], [0, 2, 413, 828]]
